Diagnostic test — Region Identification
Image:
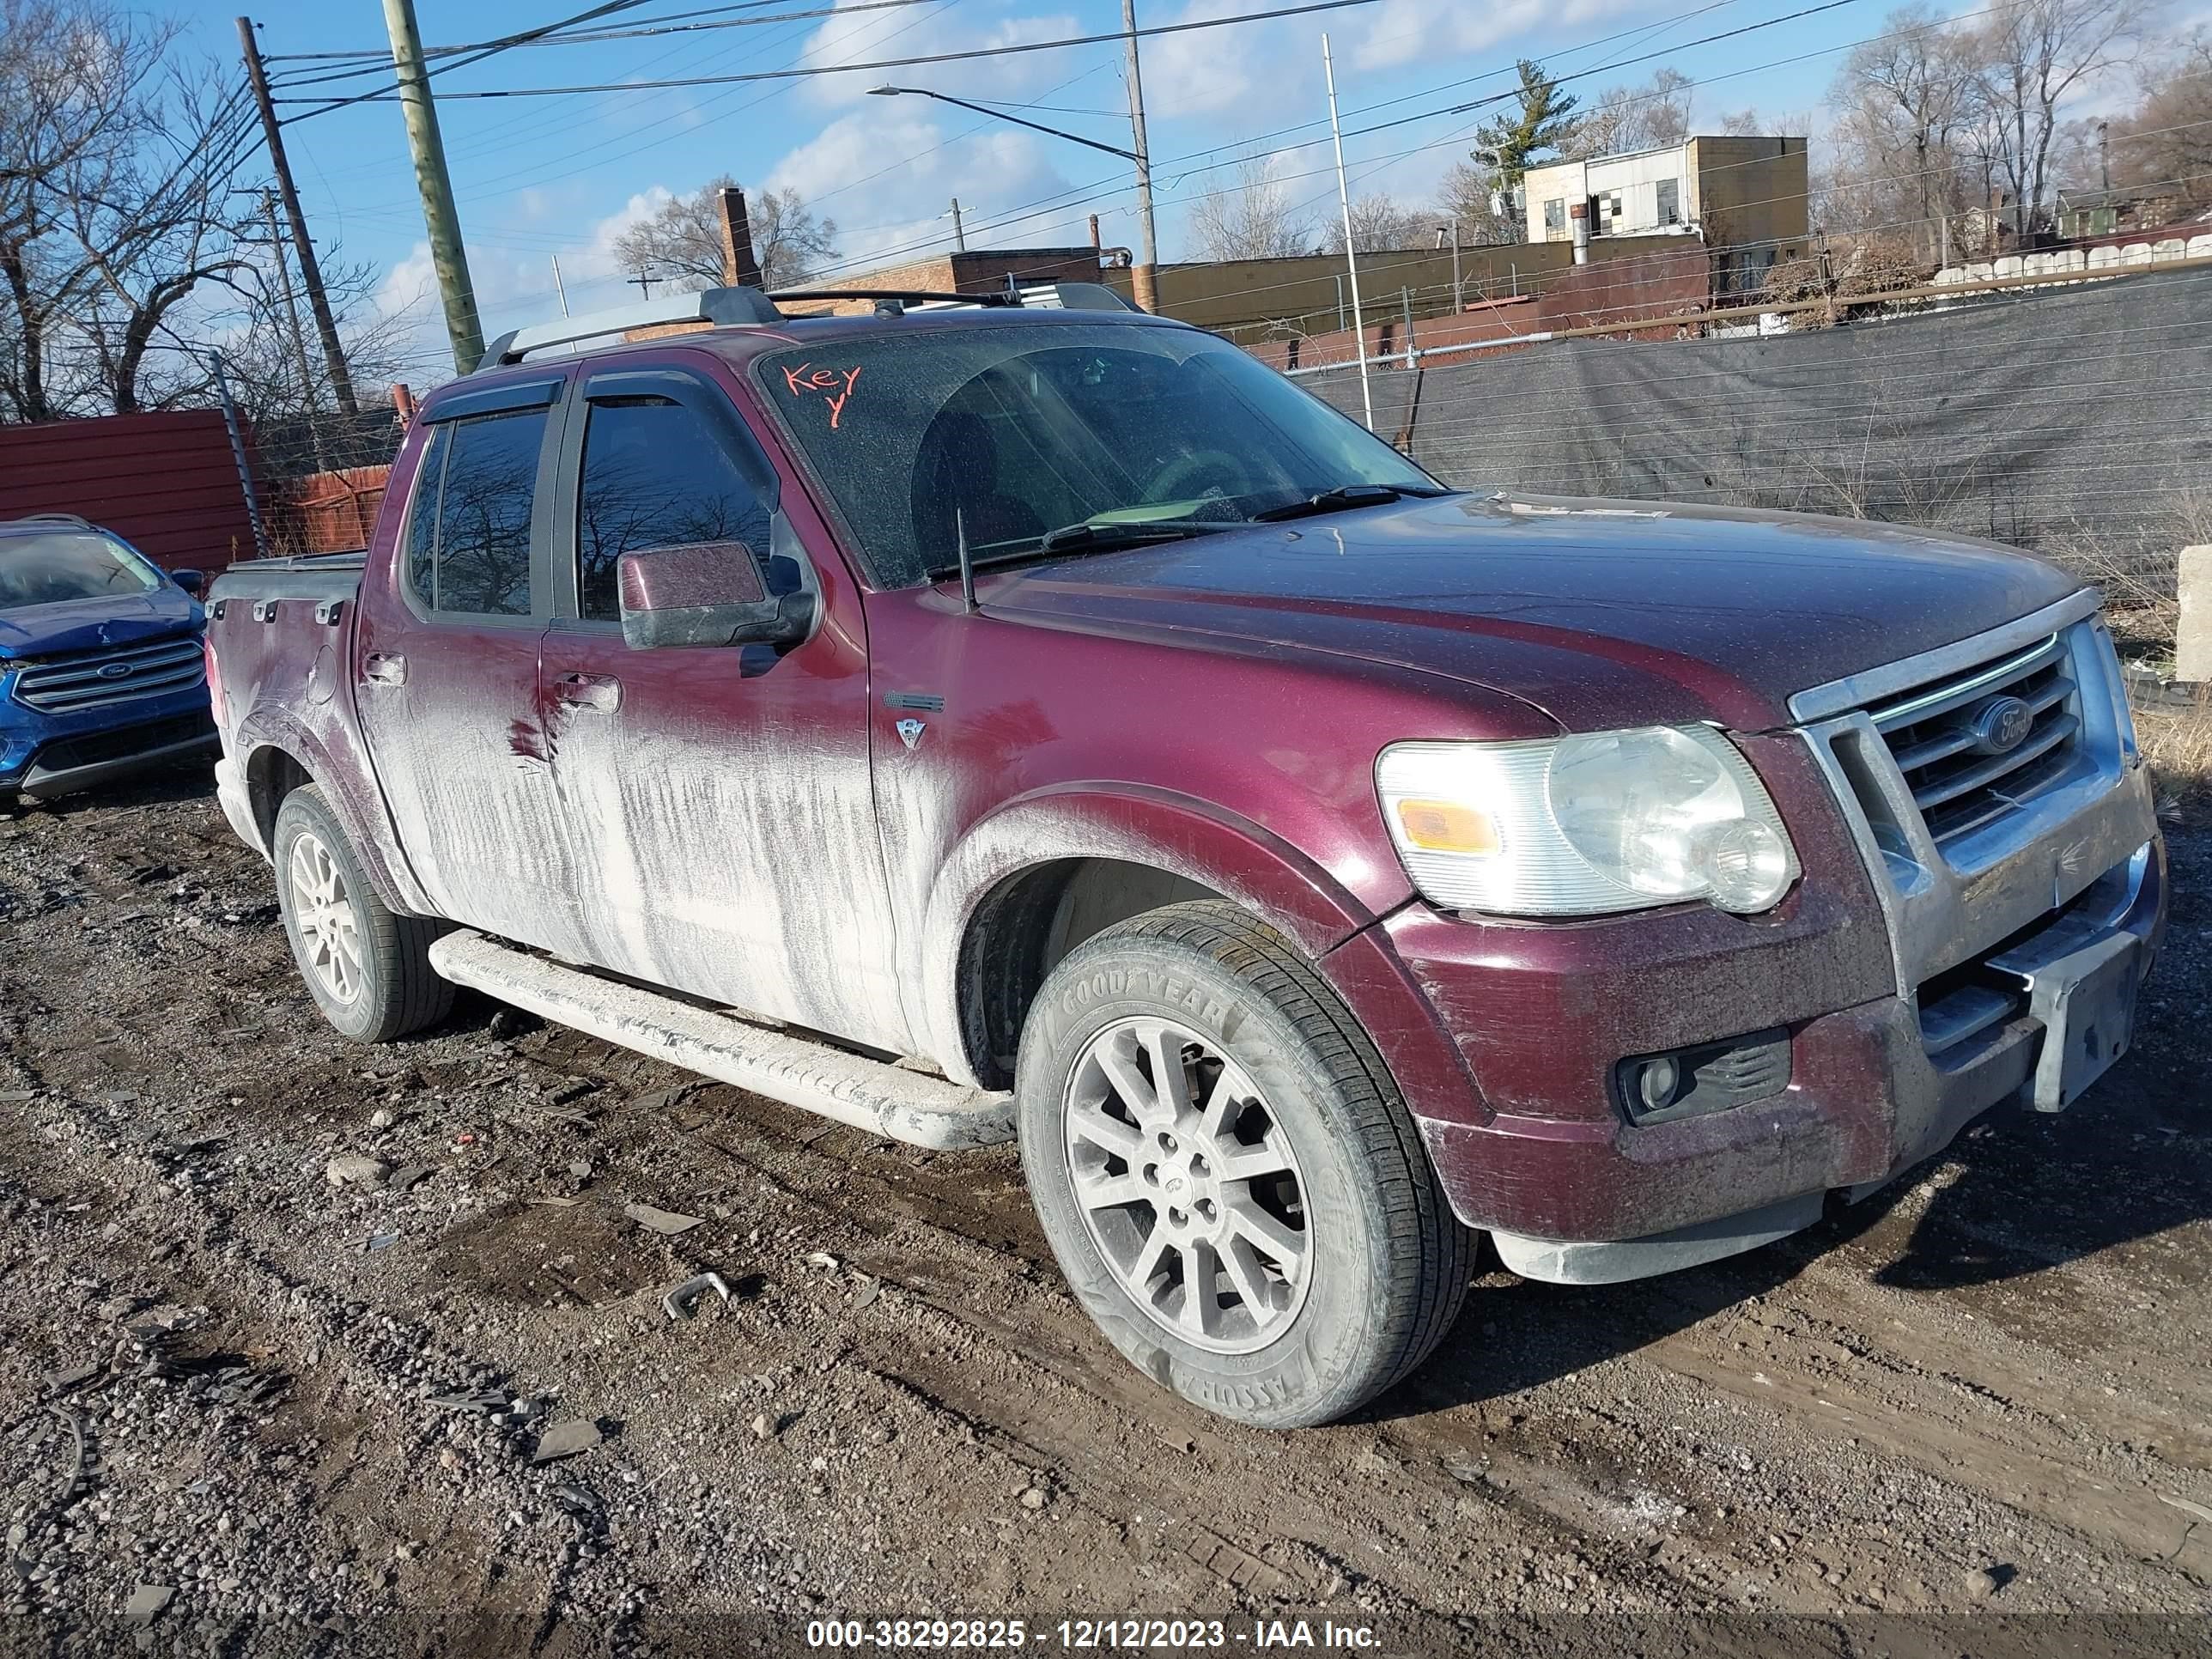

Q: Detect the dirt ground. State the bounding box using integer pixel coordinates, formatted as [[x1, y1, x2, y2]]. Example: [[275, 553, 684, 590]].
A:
[[2, 762, 2208, 1658]]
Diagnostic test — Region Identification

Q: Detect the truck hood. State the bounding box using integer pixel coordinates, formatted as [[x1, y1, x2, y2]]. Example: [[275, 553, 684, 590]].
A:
[[975, 492, 2082, 731], [0, 587, 203, 660]]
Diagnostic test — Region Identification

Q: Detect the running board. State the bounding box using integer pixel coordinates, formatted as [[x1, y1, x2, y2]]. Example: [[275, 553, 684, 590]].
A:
[[427, 930, 1013, 1151]]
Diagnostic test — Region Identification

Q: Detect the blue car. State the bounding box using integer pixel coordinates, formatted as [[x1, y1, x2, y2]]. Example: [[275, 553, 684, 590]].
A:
[[0, 514, 217, 803]]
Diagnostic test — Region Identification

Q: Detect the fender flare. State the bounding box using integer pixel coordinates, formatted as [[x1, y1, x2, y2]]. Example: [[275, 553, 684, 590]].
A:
[[914, 782, 1395, 1087], [232, 708, 431, 916]]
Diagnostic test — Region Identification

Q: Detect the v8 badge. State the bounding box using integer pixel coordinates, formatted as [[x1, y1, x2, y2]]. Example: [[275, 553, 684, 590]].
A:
[[896, 717, 926, 750]]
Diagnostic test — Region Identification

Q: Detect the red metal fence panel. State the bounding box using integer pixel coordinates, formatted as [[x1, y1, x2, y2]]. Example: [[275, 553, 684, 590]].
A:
[[278, 465, 390, 555], [0, 410, 258, 576]]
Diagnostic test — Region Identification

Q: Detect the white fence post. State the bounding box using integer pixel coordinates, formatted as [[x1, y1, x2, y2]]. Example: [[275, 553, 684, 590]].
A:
[[2180, 545, 2212, 683]]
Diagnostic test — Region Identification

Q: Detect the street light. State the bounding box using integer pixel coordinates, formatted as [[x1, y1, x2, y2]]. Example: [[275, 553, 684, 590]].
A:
[[868, 85, 1137, 161], [867, 78, 1159, 313]]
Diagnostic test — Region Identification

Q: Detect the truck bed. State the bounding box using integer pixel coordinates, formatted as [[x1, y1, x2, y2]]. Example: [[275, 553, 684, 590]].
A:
[[206, 551, 365, 607]]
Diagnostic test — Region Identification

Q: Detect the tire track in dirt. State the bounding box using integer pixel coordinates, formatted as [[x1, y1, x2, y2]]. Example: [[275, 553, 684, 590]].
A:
[[7, 778, 2212, 1643]]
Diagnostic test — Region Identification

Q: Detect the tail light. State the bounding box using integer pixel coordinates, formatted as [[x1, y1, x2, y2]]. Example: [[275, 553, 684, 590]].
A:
[[204, 635, 228, 728]]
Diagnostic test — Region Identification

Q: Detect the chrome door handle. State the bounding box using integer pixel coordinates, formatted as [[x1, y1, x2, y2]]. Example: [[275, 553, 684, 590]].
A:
[[552, 671, 621, 713], [363, 653, 407, 685]]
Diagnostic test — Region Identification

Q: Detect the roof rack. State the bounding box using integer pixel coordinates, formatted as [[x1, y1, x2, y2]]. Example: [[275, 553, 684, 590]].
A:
[[470, 275, 1144, 374], [904, 279, 1139, 314], [475, 284, 784, 372], [768, 288, 1019, 314], [1005, 279, 1139, 312], [768, 280, 1135, 316], [4, 512, 95, 530]]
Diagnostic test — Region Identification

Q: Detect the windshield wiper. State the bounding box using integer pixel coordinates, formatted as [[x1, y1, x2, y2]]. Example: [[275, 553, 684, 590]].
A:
[[1249, 483, 1451, 523], [1036, 520, 1224, 554], [928, 520, 1220, 580]]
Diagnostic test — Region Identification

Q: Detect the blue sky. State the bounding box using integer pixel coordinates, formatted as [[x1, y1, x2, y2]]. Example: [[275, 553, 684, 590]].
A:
[[165, 1, 2012, 380]]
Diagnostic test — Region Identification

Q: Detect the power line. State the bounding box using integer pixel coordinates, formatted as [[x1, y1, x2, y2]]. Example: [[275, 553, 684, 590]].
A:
[[264, 0, 937, 88], [281, 0, 836, 188], [762, 0, 1879, 290], [264, 0, 877, 62], [271, 0, 1395, 107], [312, 0, 969, 224], [327, 0, 966, 318], [273, 0, 660, 124], [811, 0, 2045, 298]]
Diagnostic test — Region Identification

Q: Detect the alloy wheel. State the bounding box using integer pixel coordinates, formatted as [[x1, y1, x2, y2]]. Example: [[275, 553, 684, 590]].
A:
[[1062, 1016, 1311, 1353], [288, 830, 364, 1006]]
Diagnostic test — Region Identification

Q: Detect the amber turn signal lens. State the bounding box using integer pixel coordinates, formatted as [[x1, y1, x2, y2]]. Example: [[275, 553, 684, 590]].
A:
[[1394, 799, 1501, 855]]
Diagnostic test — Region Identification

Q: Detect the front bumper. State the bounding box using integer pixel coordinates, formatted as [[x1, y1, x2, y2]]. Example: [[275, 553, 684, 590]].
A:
[[1419, 836, 2163, 1282], [1358, 598, 2168, 1282], [2, 705, 216, 799]]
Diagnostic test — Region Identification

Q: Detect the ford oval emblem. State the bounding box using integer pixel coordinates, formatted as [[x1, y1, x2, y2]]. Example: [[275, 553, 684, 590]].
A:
[[1972, 694, 2034, 756], [97, 661, 133, 679]]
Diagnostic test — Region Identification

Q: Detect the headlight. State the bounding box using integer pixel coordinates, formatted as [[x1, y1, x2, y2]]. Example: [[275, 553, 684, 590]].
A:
[[1376, 726, 1800, 917]]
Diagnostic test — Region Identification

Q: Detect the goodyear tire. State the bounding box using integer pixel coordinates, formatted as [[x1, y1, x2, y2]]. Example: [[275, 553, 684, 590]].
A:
[[1017, 900, 1470, 1428], [272, 783, 453, 1043]]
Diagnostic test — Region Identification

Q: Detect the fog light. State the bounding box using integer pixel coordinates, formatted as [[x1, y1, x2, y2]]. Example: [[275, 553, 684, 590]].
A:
[[1633, 1055, 1680, 1115]]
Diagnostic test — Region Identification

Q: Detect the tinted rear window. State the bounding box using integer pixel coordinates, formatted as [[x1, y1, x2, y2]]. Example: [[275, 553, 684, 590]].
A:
[[404, 410, 546, 616]]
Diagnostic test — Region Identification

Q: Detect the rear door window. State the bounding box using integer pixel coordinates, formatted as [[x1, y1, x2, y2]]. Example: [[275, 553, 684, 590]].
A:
[[406, 409, 548, 617], [574, 397, 772, 622]]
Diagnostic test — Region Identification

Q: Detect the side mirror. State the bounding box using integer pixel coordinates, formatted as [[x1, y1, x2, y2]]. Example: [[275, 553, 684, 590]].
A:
[[616, 541, 813, 651], [170, 568, 207, 597]]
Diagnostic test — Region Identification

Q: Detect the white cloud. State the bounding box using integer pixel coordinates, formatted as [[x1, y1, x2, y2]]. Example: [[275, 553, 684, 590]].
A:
[[767, 106, 1079, 275], [796, 0, 1085, 112], [1146, 0, 1283, 119], [1352, 0, 1647, 73], [365, 187, 696, 384]]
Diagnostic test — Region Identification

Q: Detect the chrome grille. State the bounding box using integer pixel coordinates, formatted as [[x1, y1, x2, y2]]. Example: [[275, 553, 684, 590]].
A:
[[1867, 633, 2081, 848], [9, 634, 205, 714]]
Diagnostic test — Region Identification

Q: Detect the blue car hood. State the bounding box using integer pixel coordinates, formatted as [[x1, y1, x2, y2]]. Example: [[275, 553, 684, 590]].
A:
[[0, 588, 202, 659]]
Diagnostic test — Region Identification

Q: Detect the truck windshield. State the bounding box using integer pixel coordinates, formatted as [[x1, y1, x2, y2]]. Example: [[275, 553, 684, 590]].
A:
[[755, 323, 1443, 587], [0, 531, 165, 611]]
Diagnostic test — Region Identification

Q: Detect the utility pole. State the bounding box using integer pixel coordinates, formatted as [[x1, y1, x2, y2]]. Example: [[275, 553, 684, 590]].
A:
[[629, 271, 659, 300], [261, 191, 327, 468], [379, 0, 484, 374], [1120, 0, 1159, 314], [1322, 33, 1372, 431], [236, 15, 358, 416], [550, 255, 569, 316], [948, 197, 967, 252]]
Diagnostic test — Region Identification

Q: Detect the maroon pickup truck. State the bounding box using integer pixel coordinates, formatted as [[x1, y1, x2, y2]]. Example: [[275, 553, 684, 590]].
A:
[[206, 283, 2166, 1428]]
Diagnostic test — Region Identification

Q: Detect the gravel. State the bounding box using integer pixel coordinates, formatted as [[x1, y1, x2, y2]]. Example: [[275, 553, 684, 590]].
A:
[[2, 764, 2208, 1655]]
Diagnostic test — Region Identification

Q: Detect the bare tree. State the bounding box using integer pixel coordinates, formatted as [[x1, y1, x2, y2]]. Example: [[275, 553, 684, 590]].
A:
[[1433, 159, 1522, 246], [611, 176, 838, 291], [1972, 0, 2166, 236], [62, 76, 258, 414], [2110, 30, 2212, 205], [1323, 191, 1427, 253], [0, 0, 268, 421], [1187, 155, 1316, 261], [216, 252, 417, 434], [1571, 69, 1697, 157], [1, 0, 171, 420], [1826, 5, 1987, 256]]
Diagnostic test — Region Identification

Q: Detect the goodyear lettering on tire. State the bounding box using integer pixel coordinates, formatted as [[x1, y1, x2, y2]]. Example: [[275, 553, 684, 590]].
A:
[[1062, 965, 1228, 1030]]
